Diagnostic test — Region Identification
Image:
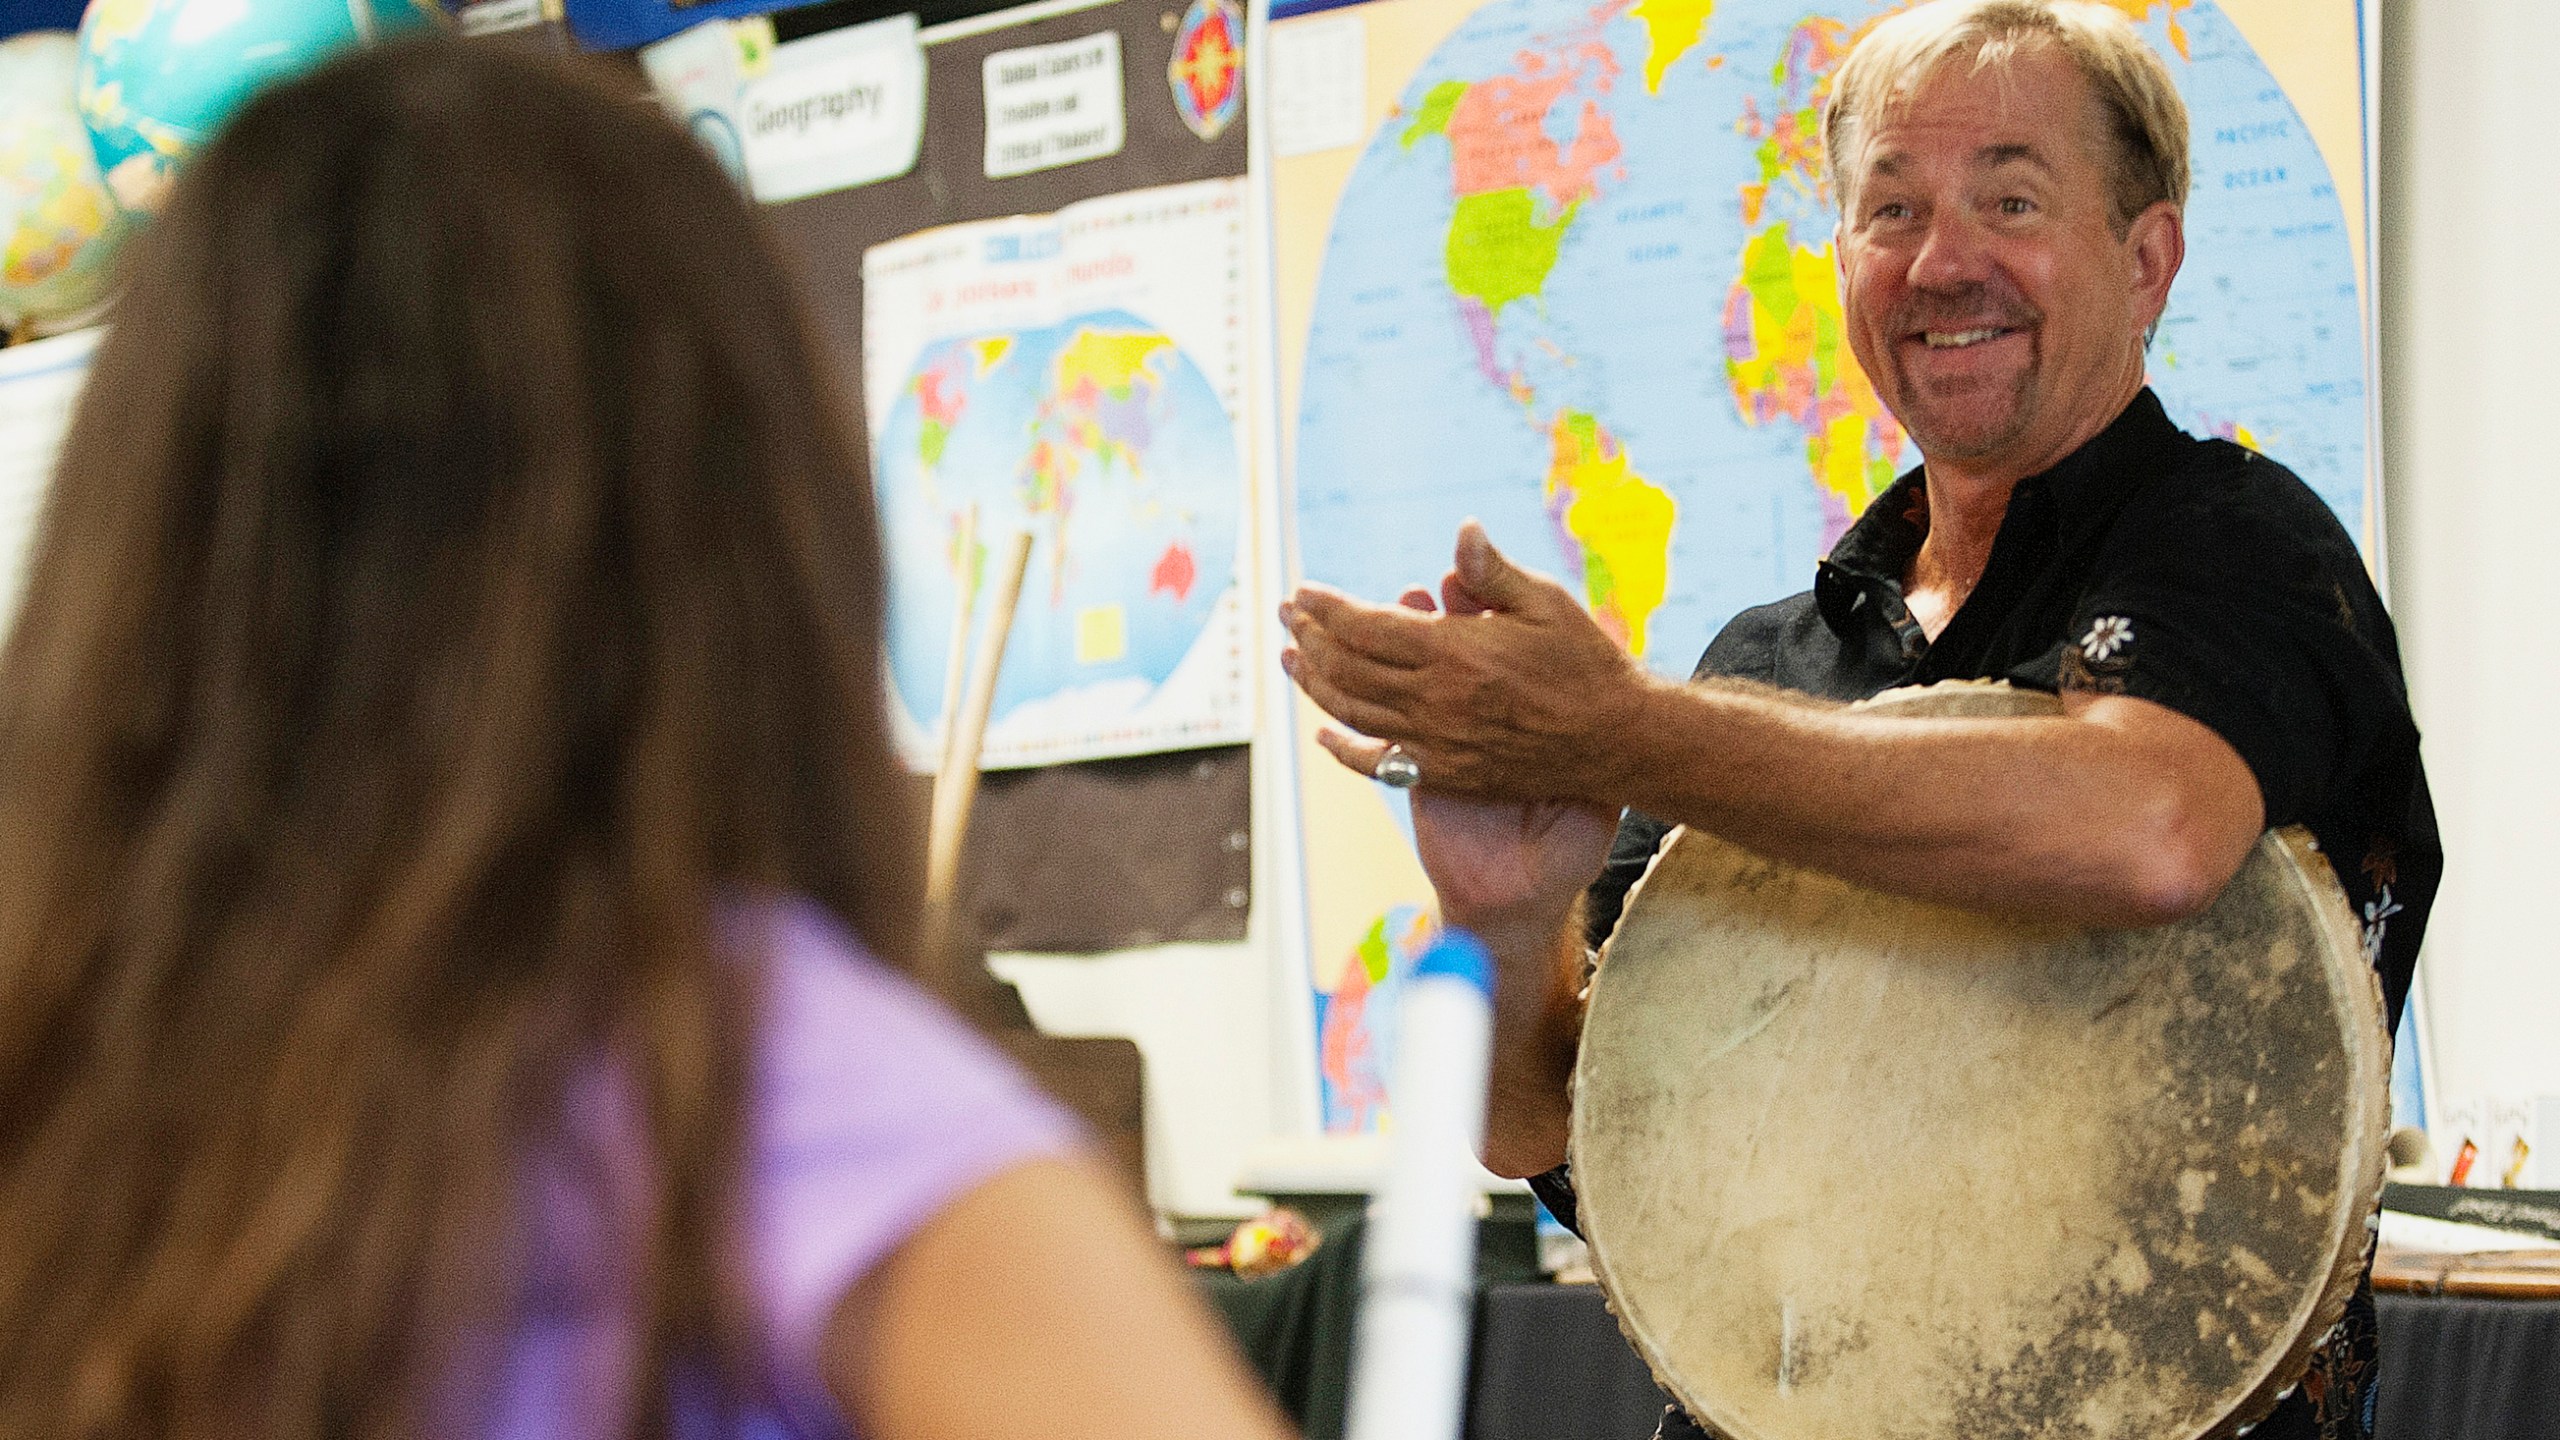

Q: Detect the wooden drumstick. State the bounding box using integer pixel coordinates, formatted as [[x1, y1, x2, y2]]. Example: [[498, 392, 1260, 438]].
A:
[[933, 506, 980, 770], [922, 528, 1033, 962]]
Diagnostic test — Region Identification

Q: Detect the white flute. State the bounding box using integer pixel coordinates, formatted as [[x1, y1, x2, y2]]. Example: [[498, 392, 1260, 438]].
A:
[[1344, 930, 1497, 1440]]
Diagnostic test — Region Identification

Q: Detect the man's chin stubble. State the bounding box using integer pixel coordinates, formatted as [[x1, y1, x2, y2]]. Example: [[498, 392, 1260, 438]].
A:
[[1900, 405, 2037, 464], [1892, 370, 2039, 464]]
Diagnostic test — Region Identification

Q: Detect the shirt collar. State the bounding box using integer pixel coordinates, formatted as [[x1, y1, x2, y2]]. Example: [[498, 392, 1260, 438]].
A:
[[1813, 388, 2188, 637], [1813, 469, 1928, 633]]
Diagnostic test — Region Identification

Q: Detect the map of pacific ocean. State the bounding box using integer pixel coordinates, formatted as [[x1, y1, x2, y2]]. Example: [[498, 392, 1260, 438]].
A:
[[1293, 0, 2371, 1131]]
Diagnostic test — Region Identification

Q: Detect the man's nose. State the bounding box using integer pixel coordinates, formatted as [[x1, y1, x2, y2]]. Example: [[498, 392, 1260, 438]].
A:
[[1907, 209, 1993, 292]]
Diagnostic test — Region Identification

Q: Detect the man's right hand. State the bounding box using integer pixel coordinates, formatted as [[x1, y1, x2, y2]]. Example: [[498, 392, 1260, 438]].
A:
[[1411, 789, 1616, 949], [1418, 776, 1610, 1176], [1280, 522, 1652, 802], [1410, 781, 1613, 1180]]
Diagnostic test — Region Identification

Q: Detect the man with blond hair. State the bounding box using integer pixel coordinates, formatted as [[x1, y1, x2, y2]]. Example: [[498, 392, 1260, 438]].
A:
[[1279, 2, 2434, 1435]]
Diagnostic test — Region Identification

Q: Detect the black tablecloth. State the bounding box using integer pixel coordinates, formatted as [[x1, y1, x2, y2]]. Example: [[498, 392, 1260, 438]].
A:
[[1195, 1217, 1560, 1440], [1197, 1219, 1368, 1440], [1465, 1283, 1675, 1440], [2376, 1292, 2560, 1440], [1210, 1255, 2560, 1440], [1460, 1286, 2560, 1439]]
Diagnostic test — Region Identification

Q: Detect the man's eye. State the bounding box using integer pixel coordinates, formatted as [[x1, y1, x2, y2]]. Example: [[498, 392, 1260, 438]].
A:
[[1999, 196, 2036, 215], [1871, 201, 1912, 221]]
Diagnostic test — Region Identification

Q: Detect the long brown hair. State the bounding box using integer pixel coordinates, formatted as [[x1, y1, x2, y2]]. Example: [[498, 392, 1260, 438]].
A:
[[0, 39, 919, 1439]]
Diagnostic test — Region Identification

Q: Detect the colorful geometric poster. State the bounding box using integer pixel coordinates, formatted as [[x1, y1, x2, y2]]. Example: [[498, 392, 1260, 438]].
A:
[[863, 177, 1254, 771], [1168, 0, 1245, 141], [1272, 0, 2375, 1132]]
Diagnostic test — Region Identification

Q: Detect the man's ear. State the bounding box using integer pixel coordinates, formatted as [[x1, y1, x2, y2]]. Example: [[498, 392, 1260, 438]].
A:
[[2127, 199, 2185, 333]]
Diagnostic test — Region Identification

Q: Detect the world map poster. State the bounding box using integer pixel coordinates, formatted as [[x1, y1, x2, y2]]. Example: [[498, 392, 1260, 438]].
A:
[[863, 177, 1254, 770], [1271, 0, 2375, 1133]]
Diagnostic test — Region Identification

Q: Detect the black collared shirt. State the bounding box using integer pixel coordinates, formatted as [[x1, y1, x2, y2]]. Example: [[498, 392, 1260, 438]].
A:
[[1581, 388, 2436, 1026], [1543, 390, 2435, 1440]]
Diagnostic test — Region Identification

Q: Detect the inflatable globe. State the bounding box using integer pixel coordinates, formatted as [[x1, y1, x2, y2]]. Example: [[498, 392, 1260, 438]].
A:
[[75, 0, 444, 216], [0, 30, 125, 337]]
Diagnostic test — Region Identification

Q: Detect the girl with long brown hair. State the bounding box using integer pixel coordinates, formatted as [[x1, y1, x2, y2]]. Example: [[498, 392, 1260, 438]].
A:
[[0, 38, 1289, 1440]]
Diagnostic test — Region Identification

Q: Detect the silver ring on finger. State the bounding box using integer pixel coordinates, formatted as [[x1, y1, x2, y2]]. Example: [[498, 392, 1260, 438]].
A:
[[1374, 744, 1422, 789]]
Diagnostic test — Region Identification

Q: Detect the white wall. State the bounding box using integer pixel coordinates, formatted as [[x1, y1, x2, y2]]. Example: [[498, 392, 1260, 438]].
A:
[[2378, 0, 2560, 1141], [989, 598, 1316, 1217], [993, 937, 1284, 1218]]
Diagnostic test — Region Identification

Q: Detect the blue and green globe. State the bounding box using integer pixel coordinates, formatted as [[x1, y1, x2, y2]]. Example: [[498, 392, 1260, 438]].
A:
[[1, 30, 127, 336], [75, 0, 444, 216]]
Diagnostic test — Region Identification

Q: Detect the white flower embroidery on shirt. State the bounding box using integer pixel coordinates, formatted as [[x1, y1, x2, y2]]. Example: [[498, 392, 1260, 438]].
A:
[[2362, 886, 2402, 966], [2079, 615, 2135, 662]]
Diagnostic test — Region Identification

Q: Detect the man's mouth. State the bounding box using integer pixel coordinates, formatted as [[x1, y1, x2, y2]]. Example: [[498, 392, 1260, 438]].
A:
[[1918, 326, 2016, 349]]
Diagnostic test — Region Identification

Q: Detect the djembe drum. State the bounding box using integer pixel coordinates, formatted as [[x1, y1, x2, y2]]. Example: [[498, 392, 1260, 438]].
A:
[[1571, 682, 2388, 1440]]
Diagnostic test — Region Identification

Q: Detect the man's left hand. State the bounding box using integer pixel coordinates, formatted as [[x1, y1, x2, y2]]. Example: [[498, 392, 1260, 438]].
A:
[[1277, 521, 1649, 801]]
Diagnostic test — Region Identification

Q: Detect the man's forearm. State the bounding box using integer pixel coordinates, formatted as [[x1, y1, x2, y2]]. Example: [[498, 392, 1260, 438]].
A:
[[1463, 906, 1587, 1179], [1600, 678, 2262, 926]]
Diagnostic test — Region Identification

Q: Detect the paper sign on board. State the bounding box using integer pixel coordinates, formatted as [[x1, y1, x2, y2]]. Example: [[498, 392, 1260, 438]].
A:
[[982, 32, 1125, 179], [859, 179, 1253, 770], [457, 0, 545, 36], [738, 16, 926, 202], [640, 19, 764, 183], [1269, 12, 1363, 157]]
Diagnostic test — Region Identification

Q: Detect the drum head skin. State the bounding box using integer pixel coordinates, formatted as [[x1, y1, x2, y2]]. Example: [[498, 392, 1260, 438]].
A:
[[1571, 683, 2387, 1440]]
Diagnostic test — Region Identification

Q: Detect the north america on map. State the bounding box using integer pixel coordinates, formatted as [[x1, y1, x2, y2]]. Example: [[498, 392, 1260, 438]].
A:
[[1294, 0, 2365, 680]]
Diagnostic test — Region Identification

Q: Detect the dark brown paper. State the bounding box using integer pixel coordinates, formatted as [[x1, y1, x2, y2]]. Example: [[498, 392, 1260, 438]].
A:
[[958, 744, 1251, 951]]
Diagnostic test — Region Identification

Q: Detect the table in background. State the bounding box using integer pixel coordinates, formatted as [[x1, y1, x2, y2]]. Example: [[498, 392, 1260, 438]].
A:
[[1197, 1216, 1669, 1440], [1467, 1286, 2560, 1440], [1208, 1240, 2560, 1440]]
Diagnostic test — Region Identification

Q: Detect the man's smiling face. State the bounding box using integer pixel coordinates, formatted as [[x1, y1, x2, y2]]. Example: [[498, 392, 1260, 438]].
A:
[[1836, 45, 2179, 480]]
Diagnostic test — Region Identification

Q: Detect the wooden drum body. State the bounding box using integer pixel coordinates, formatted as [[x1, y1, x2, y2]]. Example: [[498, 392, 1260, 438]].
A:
[[1570, 683, 2388, 1440]]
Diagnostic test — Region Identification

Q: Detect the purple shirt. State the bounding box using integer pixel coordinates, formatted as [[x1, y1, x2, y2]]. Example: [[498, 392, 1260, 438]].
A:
[[468, 899, 1084, 1439]]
